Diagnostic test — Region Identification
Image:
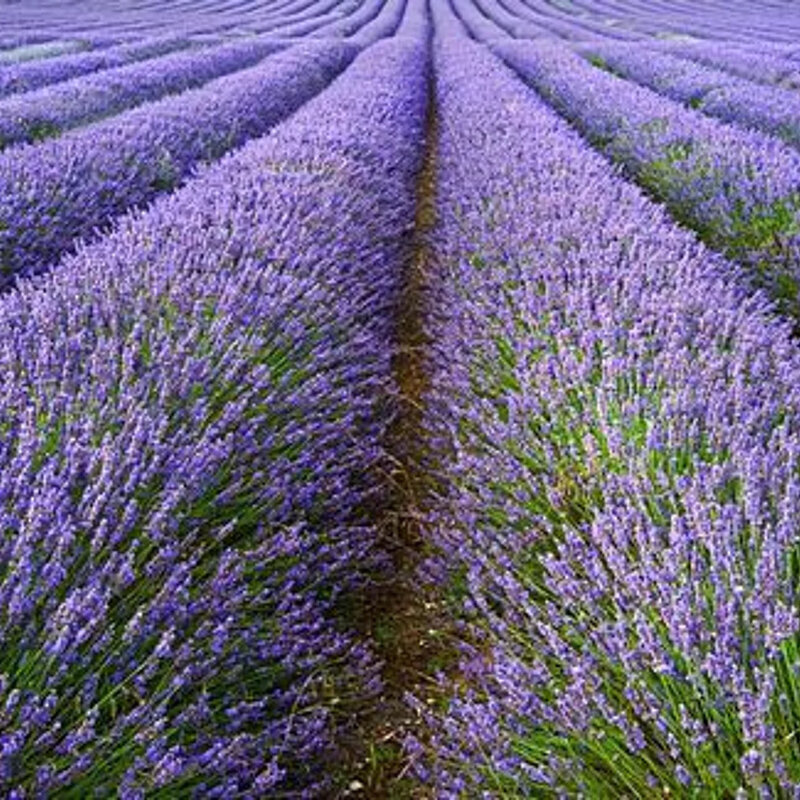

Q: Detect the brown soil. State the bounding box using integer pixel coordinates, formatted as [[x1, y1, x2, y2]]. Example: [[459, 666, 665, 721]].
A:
[[332, 78, 461, 799]]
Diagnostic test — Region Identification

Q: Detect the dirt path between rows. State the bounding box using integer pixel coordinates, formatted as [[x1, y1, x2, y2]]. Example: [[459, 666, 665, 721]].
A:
[[334, 73, 459, 799]]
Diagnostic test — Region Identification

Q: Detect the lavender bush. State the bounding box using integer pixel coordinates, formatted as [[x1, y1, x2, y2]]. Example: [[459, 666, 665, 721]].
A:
[[0, 31, 428, 796], [0, 36, 285, 149], [495, 40, 800, 317], [416, 33, 800, 797], [0, 41, 354, 285]]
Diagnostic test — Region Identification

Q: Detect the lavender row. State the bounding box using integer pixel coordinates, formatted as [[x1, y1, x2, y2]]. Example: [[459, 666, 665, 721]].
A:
[[257, 0, 360, 37], [0, 41, 355, 285], [652, 40, 800, 90], [494, 41, 800, 317], [236, 0, 341, 34], [0, 35, 58, 52], [312, 0, 398, 38], [349, 0, 407, 45], [350, 0, 430, 45], [430, 0, 471, 38], [448, 0, 527, 41], [579, 43, 800, 152], [466, 0, 551, 38], [416, 35, 800, 796], [0, 39, 94, 66], [570, 0, 800, 43], [395, 0, 429, 38], [0, 36, 194, 99], [0, 36, 285, 150], [517, 0, 643, 40], [0, 13, 232, 41], [0, 33, 429, 797]]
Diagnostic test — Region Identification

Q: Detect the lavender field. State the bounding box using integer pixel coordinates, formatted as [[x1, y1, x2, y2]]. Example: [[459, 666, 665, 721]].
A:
[[3, 0, 800, 796]]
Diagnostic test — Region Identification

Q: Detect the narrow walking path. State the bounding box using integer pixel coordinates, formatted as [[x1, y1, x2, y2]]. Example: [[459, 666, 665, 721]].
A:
[[335, 72, 460, 799]]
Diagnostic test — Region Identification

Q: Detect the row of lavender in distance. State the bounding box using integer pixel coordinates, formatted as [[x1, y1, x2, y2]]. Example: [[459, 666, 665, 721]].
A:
[[0, 34, 58, 52], [259, 0, 358, 38], [448, 0, 534, 41], [0, 32, 429, 797], [494, 41, 800, 318], [0, 41, 355, 284], [467, 0, 550, 38], [653, 39, 800, 89], [313, 0, 399, 37], [349, 0, 429, 47], [567, 0, 800, 43], [0, 35, 194, 99], [0, 36, 286, 149], [397, 0, 431, 38], [580, 42, 800, 152], [0, 39, 95, 65], [0, 2, 270, 42], [429, 0, 470, 38], [415, 34, 800, 796], [347, 0, 406, 46], [516, 0, 643, 40]]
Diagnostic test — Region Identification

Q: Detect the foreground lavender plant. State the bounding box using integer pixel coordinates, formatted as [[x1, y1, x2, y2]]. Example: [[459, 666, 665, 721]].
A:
[[416, 35, 800, 797], [0, 33, 428, 796]]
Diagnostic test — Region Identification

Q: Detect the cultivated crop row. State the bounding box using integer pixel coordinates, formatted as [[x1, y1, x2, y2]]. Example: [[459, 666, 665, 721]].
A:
[[416, 29, 800, 797], [0, 37, 288, 149], [0, 30, 428, 796], [0, 36, 194, 99], [495, 41, 800, 316], [0, 41, 356, 282], [579, 43, 800, 151]]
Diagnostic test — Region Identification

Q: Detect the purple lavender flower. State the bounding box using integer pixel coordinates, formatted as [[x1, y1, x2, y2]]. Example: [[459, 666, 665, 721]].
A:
[[0, 36, 286, 149], [493, 39, 800, 317], [0, 30, 429, 795], [0, 41, 356, 284], [418, 25, 800, 797]]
